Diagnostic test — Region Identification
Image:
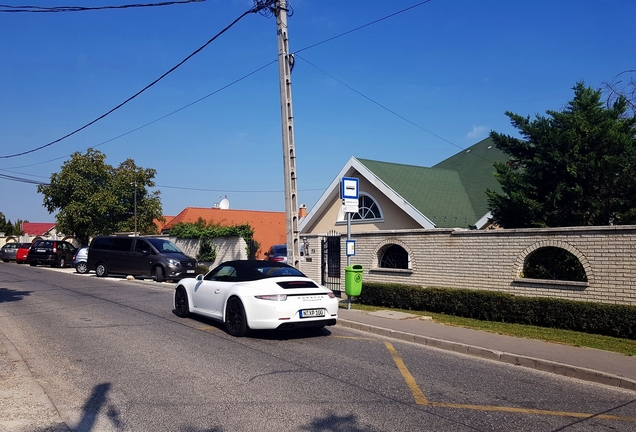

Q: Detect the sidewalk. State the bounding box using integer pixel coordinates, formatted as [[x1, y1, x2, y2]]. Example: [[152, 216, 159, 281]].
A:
[[337, 307, 636, 392]]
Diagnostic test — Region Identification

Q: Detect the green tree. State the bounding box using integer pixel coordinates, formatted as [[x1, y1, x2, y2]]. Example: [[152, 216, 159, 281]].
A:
[[37, 149, 163, 245], [487, 82, 636, 228], [0, 212, 24, 236]]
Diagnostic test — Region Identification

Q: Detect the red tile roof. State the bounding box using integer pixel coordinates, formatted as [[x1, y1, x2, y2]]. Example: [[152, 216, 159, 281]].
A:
[[153, 216, 175, 234], [21, 222, 56, 236], [162, 207, 286, 258]]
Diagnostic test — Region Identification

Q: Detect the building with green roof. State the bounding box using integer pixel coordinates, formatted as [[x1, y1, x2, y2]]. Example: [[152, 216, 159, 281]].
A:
[[299, 137, 509, 235]]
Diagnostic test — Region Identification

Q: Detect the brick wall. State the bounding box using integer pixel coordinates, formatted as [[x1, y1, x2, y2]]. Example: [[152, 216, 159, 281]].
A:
[[299, 226, 636, 305]]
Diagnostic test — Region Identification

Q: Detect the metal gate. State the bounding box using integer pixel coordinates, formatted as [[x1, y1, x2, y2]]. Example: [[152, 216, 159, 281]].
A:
[[321, 230, 341, 296]]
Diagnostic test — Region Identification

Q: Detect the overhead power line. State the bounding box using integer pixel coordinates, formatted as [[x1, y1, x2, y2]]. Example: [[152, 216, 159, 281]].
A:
[[0, 0, 277, 159], [0, 172, 48, 185], [0, 1, 205, 13], [2, 0, 437, 164]]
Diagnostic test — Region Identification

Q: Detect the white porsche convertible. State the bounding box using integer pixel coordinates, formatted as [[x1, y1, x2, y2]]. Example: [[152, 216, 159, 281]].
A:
[[173, 260, 339, 336]]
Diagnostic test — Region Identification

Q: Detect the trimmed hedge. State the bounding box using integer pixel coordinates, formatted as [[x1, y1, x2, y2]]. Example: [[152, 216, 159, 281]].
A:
[[357, 282, 636, 340]]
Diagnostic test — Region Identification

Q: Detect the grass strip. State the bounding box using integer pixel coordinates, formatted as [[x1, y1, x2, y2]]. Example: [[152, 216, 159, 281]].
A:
[[341, 304, 636, 356]]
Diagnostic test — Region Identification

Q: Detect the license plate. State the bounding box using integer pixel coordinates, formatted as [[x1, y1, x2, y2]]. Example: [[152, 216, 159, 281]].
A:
[[186, 270, 195, 273], [300, 309, 325, 318], [37, 249, 46, 253]]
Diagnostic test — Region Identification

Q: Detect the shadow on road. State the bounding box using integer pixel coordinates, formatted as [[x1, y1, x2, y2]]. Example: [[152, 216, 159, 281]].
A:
[[0, 287, 32, 303], [300, 411, 380, 432], [176, 311, 334, 340], [75, 382, 125, 431]]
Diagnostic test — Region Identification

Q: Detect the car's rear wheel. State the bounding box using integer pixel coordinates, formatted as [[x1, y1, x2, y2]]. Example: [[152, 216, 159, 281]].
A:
[[2, 259, 9, 263], [95, 263, 108, 277], [225, 297, 248, 337], [174, 287, 190, 318], [29, 261, 37, 267], [58, 256, 66, 268], [154, 266, 164, 283], [75, 262, 88, 274]]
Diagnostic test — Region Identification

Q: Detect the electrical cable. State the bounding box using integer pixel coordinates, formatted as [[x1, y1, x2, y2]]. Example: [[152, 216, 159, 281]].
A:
[[294, 1, 431, 55], [0, 0, 429, 160], [0, 0, 276, 159], [0, 1, 205, 13], [295, 54, 469, 154]]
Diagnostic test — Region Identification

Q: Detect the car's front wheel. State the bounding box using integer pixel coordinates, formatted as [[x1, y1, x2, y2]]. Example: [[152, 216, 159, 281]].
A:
[[95, 263, 108, 277], [225, 297, 248, 337], [154, 266, 164, 283], [174, 287, 190, 318], [75, 262, 88, 274]]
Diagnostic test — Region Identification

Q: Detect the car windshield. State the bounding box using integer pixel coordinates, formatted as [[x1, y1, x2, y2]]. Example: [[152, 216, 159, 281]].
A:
[[147, 239, 183, 254], [259, 265, 303, 277], [206, 261, 307, 282]]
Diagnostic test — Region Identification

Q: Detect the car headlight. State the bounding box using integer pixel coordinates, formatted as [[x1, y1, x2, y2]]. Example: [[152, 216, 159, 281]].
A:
[[167, 258, 179, 266], [255, 294, 287, 301]]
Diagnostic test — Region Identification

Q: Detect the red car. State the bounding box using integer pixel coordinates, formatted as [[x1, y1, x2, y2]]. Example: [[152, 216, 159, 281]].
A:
[[16, 243, 32, 264]]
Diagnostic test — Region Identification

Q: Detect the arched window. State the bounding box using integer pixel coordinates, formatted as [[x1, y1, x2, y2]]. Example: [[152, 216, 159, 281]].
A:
[[379, 244, 410, 269], [351, 194, 382, 221], [523, 247, 587, 282]]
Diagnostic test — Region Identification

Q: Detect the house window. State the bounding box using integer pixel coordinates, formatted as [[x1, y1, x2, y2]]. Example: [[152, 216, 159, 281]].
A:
[[523, 247, 587, 282], [379, 244, 410, 269], [352, 194, 382, 221]]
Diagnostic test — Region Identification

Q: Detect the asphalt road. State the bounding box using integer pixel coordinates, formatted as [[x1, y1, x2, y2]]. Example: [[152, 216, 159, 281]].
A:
[[1, 262, 635, 431]]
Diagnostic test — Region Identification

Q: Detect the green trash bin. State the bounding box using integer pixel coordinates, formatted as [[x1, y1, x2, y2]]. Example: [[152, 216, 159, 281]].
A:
[[345, 264, 363, 296]]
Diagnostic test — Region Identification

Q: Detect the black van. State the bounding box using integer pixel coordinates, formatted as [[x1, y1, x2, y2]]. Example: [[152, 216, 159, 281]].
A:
[[87, 236, 197, 282]]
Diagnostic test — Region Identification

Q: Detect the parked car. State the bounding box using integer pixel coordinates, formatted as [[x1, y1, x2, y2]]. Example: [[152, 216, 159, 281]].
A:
[[72, 247, 89, 274], [173, 260, 338, 336], [1, 242, 21, 262], [265, 244, 288, 263], [87, 236, 197, 282], [15, 243, 32, 264], [27, 240, 76, 267]]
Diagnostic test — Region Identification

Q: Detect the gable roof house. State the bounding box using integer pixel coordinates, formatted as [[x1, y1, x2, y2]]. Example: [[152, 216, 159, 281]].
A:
[[299, 137, 509, 235], [160, 207, 286, 259], [21, 222, 57, 237]]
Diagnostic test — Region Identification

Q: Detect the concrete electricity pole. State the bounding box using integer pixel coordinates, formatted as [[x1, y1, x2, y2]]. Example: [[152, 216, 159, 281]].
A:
[[274, 0, 300, 269]]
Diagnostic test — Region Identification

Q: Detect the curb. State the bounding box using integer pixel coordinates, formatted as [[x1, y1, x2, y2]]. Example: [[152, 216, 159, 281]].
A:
[[337, 319, 636, 393]]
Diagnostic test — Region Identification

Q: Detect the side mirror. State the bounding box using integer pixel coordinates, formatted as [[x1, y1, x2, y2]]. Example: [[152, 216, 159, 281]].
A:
[[196, 274, 204, 281]]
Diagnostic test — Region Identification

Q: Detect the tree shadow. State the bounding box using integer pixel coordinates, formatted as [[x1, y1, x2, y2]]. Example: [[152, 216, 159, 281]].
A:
[[300, 411, 381, 432], [0, 287, 32, 303]]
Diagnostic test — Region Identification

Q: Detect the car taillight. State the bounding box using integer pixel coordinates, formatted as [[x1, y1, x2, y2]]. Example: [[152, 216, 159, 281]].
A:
[[271, 256, 285, 262], [327, 292, 336, 299], [255, 294, 287, 301]]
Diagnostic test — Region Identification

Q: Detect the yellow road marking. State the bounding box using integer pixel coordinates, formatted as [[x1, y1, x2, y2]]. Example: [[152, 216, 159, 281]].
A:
[[333, 335, 374, 340], [383, 341, 636, 421], [384, 342, 428, 405], [428, 402, 636, 421]]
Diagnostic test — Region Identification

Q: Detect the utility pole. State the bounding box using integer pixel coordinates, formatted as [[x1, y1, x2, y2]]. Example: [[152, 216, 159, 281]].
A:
[[274, 0, 300, 269]]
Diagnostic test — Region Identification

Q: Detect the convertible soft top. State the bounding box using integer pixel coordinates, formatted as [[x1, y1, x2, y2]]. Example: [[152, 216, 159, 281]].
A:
[[213, 260, 307, 282]]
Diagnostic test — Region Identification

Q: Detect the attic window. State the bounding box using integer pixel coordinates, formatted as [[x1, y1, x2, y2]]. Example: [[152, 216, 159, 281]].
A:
[[351, 194, 382, 221], [336, 193, 384, 224]]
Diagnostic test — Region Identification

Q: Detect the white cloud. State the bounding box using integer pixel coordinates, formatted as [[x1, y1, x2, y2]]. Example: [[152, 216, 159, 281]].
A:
[[466, 125, 488, 141]]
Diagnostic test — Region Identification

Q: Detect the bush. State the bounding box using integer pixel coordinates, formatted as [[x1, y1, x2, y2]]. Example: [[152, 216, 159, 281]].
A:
[[357, 282, 636, 339], [196, 264, 209, 275]]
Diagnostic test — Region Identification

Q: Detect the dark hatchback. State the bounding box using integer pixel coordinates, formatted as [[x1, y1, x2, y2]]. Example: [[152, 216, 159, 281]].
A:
[[27, 240, 77, 268]]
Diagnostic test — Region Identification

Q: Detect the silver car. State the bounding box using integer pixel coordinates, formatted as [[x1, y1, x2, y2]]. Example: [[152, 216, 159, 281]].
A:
[[1, 242, 23, 262], [72, 247, 89, 274]]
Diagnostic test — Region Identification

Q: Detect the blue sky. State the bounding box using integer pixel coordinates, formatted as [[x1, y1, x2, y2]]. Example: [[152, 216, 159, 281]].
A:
[[1, 0, 634, 224]]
